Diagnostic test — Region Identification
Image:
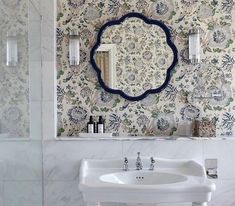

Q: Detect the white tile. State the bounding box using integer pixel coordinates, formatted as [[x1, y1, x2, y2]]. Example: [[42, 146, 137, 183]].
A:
[[123, 140, 203, 164], [0, 161, 6, 180], [42, 34, 55, 62], [156, 141, 203, 163], [29, 0, 41, 21], [44, 181, 84, 206], [42, 61, 55, 101], [4, 181, 42, 206], [122, 140, 159, 157], [29, 61, 42, 101], [208, 180, 235, 206], [40, 0, 55, 22], [41, 19, 55, 62], [203, 140, 235, 180], [0, 181, 4, 206], [43, 141, 122, 181], [30, 101, 42, 139], [42, 101, 56, 139], [28, 20, 41, 62], [0, 142, 42, 181], [102, 203, 127, 206]]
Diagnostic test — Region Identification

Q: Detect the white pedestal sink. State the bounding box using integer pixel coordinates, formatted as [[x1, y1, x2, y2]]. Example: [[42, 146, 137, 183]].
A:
[[79, 158, 216, 206]]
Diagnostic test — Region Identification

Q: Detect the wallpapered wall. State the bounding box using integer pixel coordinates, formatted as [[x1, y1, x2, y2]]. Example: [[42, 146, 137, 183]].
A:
[[57, 0, 235, 137], [0, 0, 29, 137]]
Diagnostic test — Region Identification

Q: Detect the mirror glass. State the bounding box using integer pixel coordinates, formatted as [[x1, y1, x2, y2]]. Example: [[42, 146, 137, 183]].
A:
[[92, 13, 178, 100]]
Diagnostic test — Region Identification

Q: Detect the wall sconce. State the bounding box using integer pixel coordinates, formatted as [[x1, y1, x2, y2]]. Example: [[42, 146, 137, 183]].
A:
[[69, 29, 80, 66], [6, 33, 18, 67], [188, 28, 200, 65]]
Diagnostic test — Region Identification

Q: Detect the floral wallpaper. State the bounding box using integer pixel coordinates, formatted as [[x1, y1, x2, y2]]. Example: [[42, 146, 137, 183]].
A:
[[98, 17, 174, 97], [57, 0, 235, 137], [0, 0, 29, 138]]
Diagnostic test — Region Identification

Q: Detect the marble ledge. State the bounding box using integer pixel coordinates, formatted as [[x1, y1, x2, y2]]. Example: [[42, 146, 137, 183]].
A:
[[1, 136, 235, 142], [55, 136, 235, 141], [0, 137, 40, 142]]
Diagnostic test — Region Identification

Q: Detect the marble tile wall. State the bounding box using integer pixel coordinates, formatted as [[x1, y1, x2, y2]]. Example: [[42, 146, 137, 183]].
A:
[[42, 139, 235, 206], [0, 141, 43, 206]]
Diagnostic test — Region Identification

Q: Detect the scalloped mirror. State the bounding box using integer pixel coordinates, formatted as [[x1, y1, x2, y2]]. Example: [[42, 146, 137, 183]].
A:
[[91, 13, 178, 101]]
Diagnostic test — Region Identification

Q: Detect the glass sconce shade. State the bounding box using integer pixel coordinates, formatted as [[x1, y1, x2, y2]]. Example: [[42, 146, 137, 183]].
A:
[[6, 34, 18, 67], [69, 30, 80, 66], [189, 28, 200, 65]]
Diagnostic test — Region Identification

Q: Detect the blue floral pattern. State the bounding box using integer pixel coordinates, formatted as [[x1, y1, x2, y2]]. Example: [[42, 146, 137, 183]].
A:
[[57, 0, 235, 137]]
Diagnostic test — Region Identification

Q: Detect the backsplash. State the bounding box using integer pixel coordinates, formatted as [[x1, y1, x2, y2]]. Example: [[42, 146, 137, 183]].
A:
[[0, 0, 29, 137], [57, 0, 235, 137]]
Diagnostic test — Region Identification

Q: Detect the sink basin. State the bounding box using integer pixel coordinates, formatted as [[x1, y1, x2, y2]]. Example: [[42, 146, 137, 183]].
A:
[[79, 158, 216, 205], [100, 171, 187, 185]]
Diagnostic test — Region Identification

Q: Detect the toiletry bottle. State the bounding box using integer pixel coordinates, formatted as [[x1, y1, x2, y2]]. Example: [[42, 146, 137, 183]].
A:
[[97, 116, 105, 133], [87, 116, 95, 133]]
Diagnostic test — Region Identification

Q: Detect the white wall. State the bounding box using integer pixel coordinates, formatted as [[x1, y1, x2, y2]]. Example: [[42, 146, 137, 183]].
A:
[[0, 141, 43, 206], [42, 139, 235, 206]]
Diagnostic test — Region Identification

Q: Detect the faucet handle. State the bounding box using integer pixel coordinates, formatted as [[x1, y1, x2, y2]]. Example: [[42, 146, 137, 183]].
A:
[[137, 152, 140, 157], [123, 157, 129, 171], [150, 157, 155, 163]]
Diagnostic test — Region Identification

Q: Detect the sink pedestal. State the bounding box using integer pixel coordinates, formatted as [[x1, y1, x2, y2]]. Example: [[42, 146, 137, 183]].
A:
[[192, 202, 207, 206]]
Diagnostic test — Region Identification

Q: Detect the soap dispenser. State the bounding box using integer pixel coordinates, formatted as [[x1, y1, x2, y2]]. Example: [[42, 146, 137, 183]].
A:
[[97, 116, 105, 133], [87, 116, 95, 133]]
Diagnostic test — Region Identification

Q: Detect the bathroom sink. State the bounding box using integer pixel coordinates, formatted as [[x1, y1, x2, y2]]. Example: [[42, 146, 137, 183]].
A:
[[100, 171, 187, 185], [79, 158, 216, 205]]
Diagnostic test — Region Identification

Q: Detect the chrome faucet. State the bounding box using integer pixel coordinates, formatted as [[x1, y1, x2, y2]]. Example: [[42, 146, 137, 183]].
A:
[[136, 152, 143, 170], [149, 157, 155, 170], [123, 157, 129, 171]]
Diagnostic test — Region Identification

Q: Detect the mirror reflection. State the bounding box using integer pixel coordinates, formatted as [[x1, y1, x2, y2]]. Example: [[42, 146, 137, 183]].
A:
[[95, 16, 174, 97]]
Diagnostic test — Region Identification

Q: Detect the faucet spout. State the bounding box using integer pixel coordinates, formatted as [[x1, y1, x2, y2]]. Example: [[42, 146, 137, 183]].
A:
[[136, 152, 143, 170], [149, 157, 155, 170]]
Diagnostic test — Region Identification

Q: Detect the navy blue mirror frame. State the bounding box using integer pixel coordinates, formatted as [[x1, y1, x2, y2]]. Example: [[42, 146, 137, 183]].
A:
[[90, 12, 178, 101]]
